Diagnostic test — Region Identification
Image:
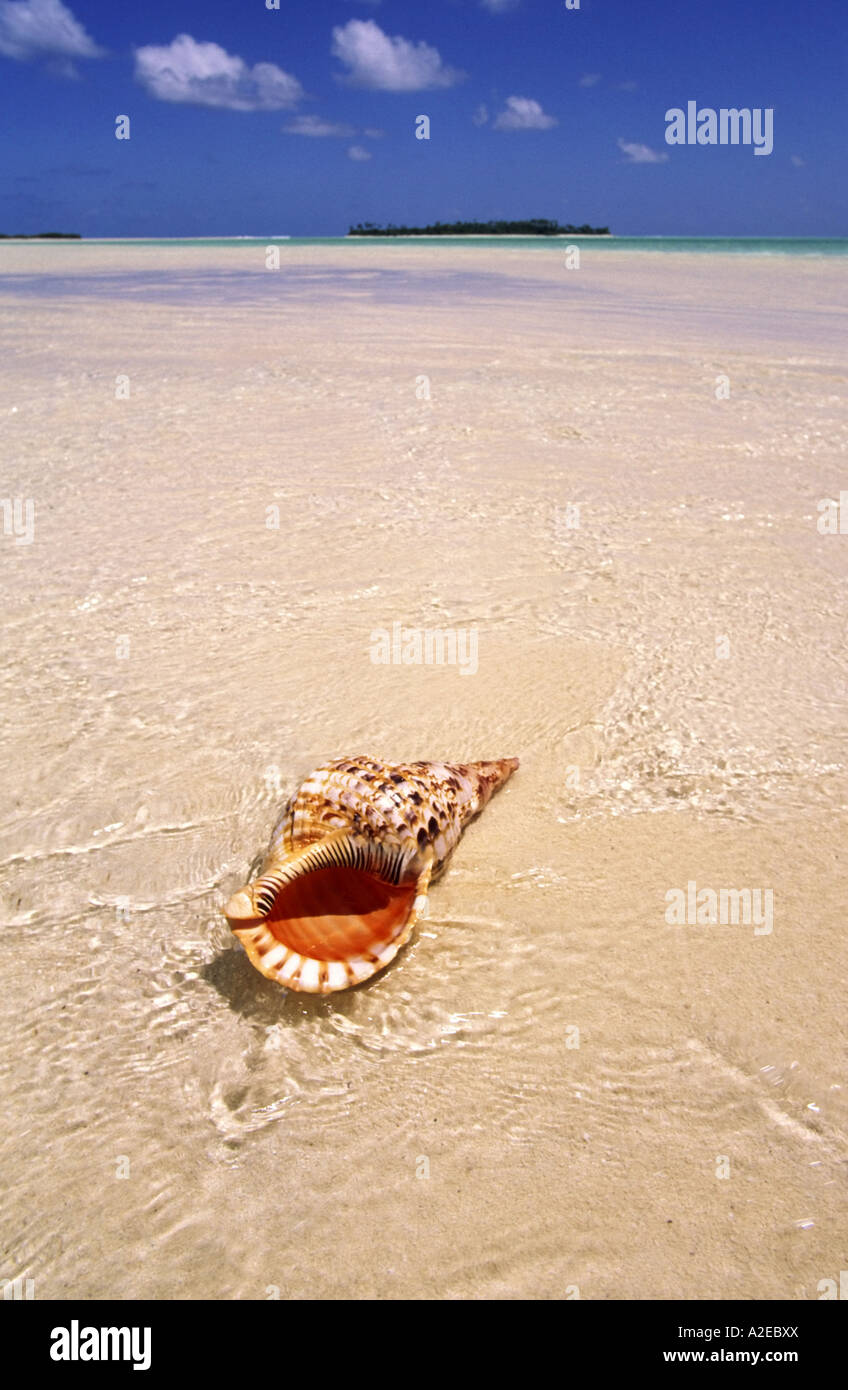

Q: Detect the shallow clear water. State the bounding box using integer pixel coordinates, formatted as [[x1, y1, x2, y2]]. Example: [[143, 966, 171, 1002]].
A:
[[1, 244, 846, 1299], [57, 236, 848, 255]]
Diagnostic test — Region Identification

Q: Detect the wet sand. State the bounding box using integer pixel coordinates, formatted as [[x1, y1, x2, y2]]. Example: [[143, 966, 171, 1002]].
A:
[[1, 241, 846, 1299]]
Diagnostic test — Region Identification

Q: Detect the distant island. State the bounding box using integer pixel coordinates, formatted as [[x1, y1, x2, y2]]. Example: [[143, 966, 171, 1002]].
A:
[[0, 232, 81, 239], [348, 219, 610, 237]]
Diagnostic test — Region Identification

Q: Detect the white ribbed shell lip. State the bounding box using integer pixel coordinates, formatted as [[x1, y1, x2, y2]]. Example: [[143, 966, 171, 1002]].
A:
[[225, 830, 429, 995]]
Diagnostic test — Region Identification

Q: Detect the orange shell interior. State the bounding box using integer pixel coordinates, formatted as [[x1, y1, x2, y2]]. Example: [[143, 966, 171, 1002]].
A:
[[264, 865, 416, 961]]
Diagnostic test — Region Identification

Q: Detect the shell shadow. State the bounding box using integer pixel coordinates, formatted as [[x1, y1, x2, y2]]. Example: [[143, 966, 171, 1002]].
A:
[[200, 938, 390, 1028]]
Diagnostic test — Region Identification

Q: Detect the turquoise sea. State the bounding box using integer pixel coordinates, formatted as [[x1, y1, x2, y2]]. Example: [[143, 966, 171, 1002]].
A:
[[75, 236, 848, 255]]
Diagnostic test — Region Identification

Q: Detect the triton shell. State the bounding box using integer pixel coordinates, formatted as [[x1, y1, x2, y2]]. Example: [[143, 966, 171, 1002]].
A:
[[225, 755, 519, 994]]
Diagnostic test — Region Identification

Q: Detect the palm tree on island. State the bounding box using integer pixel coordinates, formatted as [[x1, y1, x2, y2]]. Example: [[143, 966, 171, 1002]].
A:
[[347, 218, 610, 237], [0, 231, 81, 239]]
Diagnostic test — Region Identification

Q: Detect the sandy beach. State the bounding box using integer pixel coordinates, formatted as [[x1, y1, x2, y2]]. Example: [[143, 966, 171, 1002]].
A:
[[1, 240, 846, 1300]]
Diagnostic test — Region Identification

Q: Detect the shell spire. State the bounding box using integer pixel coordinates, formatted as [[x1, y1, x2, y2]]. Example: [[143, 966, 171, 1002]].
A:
[[455, 758, 521, 825], [224, 754, 518, 994]]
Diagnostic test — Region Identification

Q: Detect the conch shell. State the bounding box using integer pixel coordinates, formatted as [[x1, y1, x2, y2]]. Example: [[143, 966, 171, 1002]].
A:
[[225, 755, 518, 994]]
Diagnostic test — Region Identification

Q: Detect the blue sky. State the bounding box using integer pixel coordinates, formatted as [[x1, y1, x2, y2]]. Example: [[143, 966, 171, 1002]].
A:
[[0, 0, 844, 237]]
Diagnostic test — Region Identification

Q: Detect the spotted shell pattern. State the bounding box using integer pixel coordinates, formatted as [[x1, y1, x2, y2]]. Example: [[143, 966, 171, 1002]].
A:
[[225, 755, 518, 994]]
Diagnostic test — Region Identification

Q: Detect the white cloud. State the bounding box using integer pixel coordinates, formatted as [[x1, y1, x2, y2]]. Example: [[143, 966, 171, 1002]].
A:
[[134, 33, 303, 111], [347, 144, 372, 161], [617, 138, 669, 164], [0, 0, 103, 61], [493, 96, 557, 131], [283, 115, 356, 137], [578, 73, 601, 88], [331, 19, 464, 91], [363, 126, 385, 138], [480, 0, 520, 11], [790, 154, 805, 168], [472, 103, 489, 126]]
